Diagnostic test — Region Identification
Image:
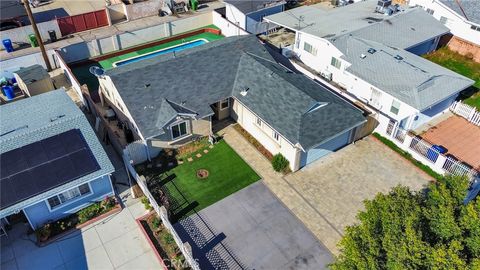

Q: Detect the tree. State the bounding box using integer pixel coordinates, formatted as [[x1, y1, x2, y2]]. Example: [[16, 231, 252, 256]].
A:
[[330, 176, 480, 270]]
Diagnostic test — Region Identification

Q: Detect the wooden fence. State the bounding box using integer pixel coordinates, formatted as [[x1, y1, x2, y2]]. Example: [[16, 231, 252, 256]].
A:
[[450, 101, 480, 126]]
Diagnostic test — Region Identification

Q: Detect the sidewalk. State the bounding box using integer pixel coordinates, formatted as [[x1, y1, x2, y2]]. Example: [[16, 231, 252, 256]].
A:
[[1, 1, 225, 61], [220, 125, 344, 255]]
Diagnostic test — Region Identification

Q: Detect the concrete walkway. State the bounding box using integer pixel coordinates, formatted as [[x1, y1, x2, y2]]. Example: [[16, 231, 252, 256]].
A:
[[221, 125, 432, 255]]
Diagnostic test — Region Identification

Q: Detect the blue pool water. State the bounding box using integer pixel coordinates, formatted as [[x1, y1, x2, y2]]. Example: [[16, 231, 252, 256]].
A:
[[114, 39, 207, 67]]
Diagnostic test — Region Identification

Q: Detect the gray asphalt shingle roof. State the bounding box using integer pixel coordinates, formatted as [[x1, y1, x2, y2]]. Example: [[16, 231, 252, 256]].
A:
[[333, 36, 474, 110], [439, 0, 480, 25], [108, 35, 365, 149], [0, 90, 114, 217], [225, 0, 285, 14]]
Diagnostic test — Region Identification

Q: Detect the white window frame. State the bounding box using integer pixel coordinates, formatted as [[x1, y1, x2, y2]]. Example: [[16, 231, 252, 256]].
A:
[[273, 131, 280, 141], [46, 182, 93, 212], [370, 87, 382, 108], [170, 120, 189, 140], [303, 42, 317, 56], [220, 98, 230, 110], [390, 99, 401, 115], [331, 57, 341, 69], [439, 16, 448, 24], [426, 8, 434, 15], [256, 117, 262, 127]]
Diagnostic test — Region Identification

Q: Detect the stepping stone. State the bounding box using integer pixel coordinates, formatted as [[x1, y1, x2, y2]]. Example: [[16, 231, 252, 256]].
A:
[[203, 149, 209, 154], [156, 163, 162, 168], [147, 164, 153, 168], [187, 157, 193, 162], [178, 160, 184, 165], [196, 153, 202, 158], [209, 145, 214, 149], [168, 162, 174, 167]]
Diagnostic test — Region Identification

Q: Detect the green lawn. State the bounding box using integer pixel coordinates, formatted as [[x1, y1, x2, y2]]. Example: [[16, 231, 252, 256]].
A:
[[162, 140, 260, 216], [423, 47, 480, 109]]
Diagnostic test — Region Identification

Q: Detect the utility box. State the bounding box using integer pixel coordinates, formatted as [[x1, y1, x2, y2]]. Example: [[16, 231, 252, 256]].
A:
[[28, 34, 39, 47], [13, 65, 54, 97]]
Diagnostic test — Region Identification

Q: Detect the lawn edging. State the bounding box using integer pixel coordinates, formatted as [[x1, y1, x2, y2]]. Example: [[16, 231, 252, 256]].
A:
[[372, 133, 442, 180], [136, 212, 169, 270]]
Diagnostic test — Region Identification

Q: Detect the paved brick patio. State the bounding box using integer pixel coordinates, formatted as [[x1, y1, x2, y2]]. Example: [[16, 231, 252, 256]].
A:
[[422, 115, 480, 170], [222, 125, 432, 255]]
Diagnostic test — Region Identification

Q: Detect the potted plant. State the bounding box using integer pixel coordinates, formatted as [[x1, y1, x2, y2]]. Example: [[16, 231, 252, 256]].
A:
[[36, 223, 52, 242]]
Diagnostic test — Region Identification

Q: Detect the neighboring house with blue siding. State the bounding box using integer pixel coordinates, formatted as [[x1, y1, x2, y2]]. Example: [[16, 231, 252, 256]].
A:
[[225, 0, 285, 34], [0, 89, 115, 230]]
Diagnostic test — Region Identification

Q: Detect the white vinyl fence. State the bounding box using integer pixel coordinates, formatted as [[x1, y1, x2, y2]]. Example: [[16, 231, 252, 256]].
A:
[[53, 50, 85, 105], [383, 123, 478, 181], [450, 101, 480, 126], [123, 150, 200, 270]]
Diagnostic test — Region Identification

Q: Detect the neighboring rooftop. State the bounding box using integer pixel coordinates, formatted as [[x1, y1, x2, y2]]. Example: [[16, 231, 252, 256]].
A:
[[265, 0, 449, 49], [332, 35, 474, 110], [224, 0, 285, 14], [13, 64, 49, 84], [439, 0, 480, 25], [107, 35, 365, 149], [0, 90, 114, 216]]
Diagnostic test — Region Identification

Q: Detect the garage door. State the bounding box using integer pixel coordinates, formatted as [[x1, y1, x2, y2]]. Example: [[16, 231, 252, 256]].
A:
[[300, 129, 352, 167]]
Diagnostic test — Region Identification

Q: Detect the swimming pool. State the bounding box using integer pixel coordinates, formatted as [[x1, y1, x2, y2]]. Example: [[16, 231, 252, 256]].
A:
[[113, 39, 208, 67]]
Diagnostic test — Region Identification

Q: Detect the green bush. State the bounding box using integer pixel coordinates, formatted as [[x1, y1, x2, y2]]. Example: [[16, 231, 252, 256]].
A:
[[272, 153, 289, 172], [163, 233, 175, 245], [152, 216, 161, 229], [141, 196, 153, 210], [78, 203, 102, 224]]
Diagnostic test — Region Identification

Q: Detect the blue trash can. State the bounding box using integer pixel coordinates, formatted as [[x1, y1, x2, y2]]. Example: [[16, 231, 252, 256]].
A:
[[2, 39, 14, 53], [2, 85, 15, 100], [427, 145, 447, 163]]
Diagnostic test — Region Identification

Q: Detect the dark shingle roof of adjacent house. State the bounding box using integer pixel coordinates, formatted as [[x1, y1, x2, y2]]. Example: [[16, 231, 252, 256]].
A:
[[332, 36, 474, 111], [107, 35, 365, 149], [439, 0, 480, 25], [0, 90, 114, 216], [225, 0, 285, 14]]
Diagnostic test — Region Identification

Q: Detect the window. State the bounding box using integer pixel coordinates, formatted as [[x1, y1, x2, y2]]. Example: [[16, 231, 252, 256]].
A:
[[171, 121, 188, 139], [471, 25, 480, 32], [426, 8, 434, 15], [331, 57, 341, 69], [440, 16, 448, 24], [303, 42, 317, 55], [47, 183, 91, 209], [220, 98, 229, 110], [370, 87, 382, 108], [390, 100, 401, 115], [273, 131, 280, 141], [296, 33, 302, 49], [256, 117, 262, 126]]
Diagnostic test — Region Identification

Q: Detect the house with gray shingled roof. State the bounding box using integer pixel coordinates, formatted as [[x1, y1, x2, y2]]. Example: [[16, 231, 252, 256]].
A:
[[96, 35, 366, 171], [0, 90, 115, 230], [264, 0, 474, 136], [408, 0, 480, 45]]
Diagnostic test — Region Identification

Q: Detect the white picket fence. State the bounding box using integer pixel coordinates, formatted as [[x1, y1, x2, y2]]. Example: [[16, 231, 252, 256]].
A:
[[123, 150, 200, 270], [450, 101, 480, 126], [385, 125, 478, 181]]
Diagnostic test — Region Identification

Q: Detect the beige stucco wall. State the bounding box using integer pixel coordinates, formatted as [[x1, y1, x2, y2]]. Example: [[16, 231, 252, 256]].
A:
[[231, 99, 301, 171], [14, 75, 54, 97]]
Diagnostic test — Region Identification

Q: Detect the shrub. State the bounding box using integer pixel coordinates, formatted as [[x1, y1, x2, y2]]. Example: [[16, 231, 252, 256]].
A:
[[163, 233, 175, 245], [35, 223, 52, 240], [78, 203, 102, 223], [100, 196, 116, 210], [151, 216, 161, 229], [272, 153, 289, 172], [141, 196, 153, 210]]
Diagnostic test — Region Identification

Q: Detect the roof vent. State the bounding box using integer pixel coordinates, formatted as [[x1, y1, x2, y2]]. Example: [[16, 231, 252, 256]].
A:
[[181, 101, 187, 105], [240, 87, 249, 96], [144, 83, 151, 88], [50, 114, 66, 122], [360, 54, 367, 59], [367, 48, 376, 54], [394, 55, 403, 61], [0, 125, 28, 137]]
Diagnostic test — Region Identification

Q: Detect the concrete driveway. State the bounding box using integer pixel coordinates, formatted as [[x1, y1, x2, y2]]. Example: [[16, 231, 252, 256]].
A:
[[283, 136, 432, 253], [174, 182, 333, 270]]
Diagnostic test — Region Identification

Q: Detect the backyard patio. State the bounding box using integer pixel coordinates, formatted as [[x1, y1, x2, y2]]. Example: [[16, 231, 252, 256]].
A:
[[135, 139, 260, 221]]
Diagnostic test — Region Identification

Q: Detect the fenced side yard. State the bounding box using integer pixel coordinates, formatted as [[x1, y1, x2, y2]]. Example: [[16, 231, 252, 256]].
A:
[[123, 149, 200, 270], [450, 101, 480, 126]]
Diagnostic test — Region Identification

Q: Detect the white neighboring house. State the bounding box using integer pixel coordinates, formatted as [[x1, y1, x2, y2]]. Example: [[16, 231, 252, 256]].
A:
[[408, 0, 480, 45], [264, 0, 474, 137], [224, 0, 285, 34]]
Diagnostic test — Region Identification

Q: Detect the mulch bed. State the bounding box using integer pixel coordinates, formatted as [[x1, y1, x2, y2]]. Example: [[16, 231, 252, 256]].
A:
[[233, 124, 274, 161]]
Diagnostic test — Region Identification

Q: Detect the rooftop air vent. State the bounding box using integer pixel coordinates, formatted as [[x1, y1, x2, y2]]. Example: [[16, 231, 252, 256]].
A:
[[50, 114, 66, 122], [368, 48, 376, 54], [144, 83, 151, 88], [360, 54, 367, 59], [240, 87, 249, 96], [394, 55, 403, 61]]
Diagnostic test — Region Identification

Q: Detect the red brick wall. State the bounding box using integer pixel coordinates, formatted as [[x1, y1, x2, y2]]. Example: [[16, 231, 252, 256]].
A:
[[447, 36, 480, 63]]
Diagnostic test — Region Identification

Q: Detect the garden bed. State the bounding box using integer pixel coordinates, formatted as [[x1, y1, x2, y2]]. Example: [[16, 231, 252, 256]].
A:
[[233, 124, 273, 161], [137, 212, 189, 270], [36, 196, 120, 245]]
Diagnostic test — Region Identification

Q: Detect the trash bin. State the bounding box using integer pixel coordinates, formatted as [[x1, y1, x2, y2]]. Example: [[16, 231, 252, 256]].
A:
[[2, 39, 14, 53], [2, 85, 15, 100], [48, 30, 57, 42], [28, 34, 39, 47], [426, 145, 447, 163]]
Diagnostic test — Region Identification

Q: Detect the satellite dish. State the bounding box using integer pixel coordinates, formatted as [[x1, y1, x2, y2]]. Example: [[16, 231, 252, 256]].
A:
[[89, 66, 105, 78]]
